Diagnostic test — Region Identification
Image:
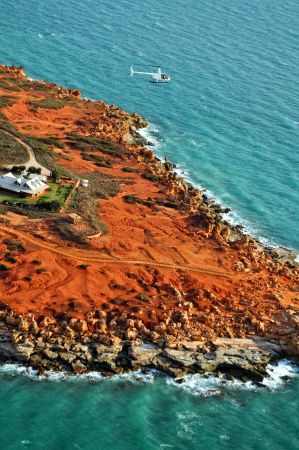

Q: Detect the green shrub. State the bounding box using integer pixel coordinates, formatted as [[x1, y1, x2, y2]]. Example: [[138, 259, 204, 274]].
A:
[[39, 137, 65, 149], [0, 264, 10, 271], [32, 259, 42, 265], [27, 98, 68, 109], [0, 96, 14, 108], [5, 255, 16, 264], [52, 167, 62, 182], [36, 267, 47, 274], [123, 195, 152, 208], [78, 264, 89, 269], [0, 130, 28, 165], [3, 238, 25, 252], [66, 133, 124, 159], [122, 167, 138, 173], [0, 79, 19, 92], [143, 173, 161, 182], [23, 276, 32, 281]]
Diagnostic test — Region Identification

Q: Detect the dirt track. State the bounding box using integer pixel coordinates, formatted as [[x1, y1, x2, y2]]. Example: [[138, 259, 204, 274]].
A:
[[0, 127, 51, 176], [0, 225, 231, 277]]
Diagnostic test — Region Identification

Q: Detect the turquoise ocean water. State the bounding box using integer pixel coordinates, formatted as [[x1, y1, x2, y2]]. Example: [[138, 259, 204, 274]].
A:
[[0, 0, 299, 448]]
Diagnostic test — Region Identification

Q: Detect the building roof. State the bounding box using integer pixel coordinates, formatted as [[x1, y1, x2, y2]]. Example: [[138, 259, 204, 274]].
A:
[[0, 172, 49, 195], [28, 173, 47, 182]]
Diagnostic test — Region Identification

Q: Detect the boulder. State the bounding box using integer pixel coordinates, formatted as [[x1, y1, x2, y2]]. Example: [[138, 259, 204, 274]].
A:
[[0, 342, 16, 358], [59, 352, 77, 365], [162, 349, 197, 368], [72, 360, 87, 374], [43, 349, 58, 360], [95, 343, 123, 370], [213, 337, 283, 378], [14, 342, 35, 361], [128, 343, 160, 368]]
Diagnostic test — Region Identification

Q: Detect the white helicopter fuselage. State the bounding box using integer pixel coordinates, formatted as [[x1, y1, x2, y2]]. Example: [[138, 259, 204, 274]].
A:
[[130, 67, 170, 83]]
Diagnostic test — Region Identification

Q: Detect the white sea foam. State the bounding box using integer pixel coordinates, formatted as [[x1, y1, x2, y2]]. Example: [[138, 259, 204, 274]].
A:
[[166, 373, 257, 397], [262, 359, 299, 389], [167, 360, 299, 397], [138, 123, 162, 151], [0, 360, 297, 395]]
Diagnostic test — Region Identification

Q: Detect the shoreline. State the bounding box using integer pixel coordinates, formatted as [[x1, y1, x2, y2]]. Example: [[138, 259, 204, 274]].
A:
[[22, 67, 299, 260], [0, 64, 298, 382], [1, 359, 298, 392], [139, 124, 299, 262], [0, 310, 297, 382]]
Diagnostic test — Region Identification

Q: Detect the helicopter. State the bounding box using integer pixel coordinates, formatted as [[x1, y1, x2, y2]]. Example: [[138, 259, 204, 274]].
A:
[[130, 66, 170, 83]]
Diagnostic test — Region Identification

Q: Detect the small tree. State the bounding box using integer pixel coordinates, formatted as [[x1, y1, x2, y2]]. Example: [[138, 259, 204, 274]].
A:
[[52, 167, 62, 182]]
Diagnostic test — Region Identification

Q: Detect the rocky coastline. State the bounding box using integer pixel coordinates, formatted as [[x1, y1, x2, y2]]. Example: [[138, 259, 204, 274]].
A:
[[0, 309, 292, 381], [0, 64, 298, 382]]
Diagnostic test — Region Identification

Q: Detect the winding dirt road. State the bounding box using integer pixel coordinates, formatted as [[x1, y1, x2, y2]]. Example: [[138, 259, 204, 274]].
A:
[[0, 127, 51, 176], [0, 225, 231, 278]]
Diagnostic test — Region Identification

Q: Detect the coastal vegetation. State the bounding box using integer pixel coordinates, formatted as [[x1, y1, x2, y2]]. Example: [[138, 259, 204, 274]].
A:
[[0, 111, 17, 131], [0, 95, 15, 108], [0, 78, 19, 92], [27, 98, 69, 110], [66, 133, 125, 159], [0, 130, 28, 164], [53, 171, 120, 242], [0, 182, 72, 211]]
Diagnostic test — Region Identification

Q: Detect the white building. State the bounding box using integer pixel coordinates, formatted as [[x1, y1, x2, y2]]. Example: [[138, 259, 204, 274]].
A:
[[0, 172, 49, 197]]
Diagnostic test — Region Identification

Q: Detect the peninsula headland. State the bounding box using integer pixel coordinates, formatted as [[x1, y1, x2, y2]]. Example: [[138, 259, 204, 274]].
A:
[[0, 64, 298, 381]]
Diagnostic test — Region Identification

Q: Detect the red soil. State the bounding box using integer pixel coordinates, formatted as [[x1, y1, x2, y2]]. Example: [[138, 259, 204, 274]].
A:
[[0, 65, 298, 347]]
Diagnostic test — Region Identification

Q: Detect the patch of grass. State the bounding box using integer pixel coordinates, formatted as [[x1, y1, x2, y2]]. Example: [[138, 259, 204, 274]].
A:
[[0, 183, 72, 210], [0, 96, 15, 108], [0, 79, 20, 92], [122, 167, 138, 173], [143, 173, 161, 182], [38, 136, 65, 149], [65, 133, 125, 159], [123, 195, 152, 208], [0, 130, 28, 164], [82, 153, 112, 167], [157, 199, 179, 209], [27, 98, 69, 110], [30, 81, 53, 92], [0, 111, 17, 131], [53, 171, 119, 242]]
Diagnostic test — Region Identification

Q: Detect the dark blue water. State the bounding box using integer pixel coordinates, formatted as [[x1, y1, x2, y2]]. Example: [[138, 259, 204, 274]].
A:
[[0, 1, 299, 448]]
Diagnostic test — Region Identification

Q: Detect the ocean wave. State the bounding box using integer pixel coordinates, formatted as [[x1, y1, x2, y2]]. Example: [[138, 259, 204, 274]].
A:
[[167, 360, 299, 396], [138, 123, 162, 150], [0, 360, 298, 395]]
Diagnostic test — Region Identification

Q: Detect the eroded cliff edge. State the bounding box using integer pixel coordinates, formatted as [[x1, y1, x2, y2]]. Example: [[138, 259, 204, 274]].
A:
[[0, 64, 298, 381]]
